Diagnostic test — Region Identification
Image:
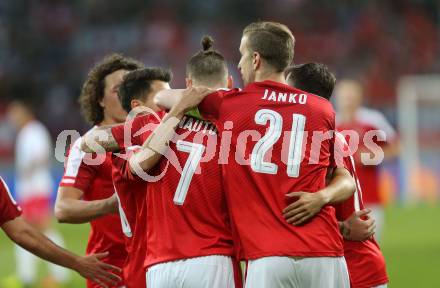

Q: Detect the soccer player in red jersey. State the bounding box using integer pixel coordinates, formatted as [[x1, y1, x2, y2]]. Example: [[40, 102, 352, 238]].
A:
[[111, 67, 171, 288], [82, 37, 240, 288], [286, 63, 388, 288], [154, 23, 356, 287], [0, 176, 122, 287], [55, 54, 143, 288], [335, 80, 399, 242]]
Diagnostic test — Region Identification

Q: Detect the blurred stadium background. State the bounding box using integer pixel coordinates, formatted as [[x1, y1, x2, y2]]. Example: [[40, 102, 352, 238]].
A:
[[0, 0, 439, 287]]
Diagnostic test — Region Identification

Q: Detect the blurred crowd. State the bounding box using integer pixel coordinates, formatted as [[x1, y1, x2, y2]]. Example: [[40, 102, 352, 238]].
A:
[[0, 0, 439, 156]]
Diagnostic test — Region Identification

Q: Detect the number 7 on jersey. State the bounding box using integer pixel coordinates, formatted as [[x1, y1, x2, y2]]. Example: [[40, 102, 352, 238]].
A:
[[173, 140, 206, 205]]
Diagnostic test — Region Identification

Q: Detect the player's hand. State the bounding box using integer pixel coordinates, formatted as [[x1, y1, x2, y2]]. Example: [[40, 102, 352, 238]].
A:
[[283, 191, 327, 226], [341, 209, 376, 241], [74, 252, 122, 288], [176, 87, 214, 113]]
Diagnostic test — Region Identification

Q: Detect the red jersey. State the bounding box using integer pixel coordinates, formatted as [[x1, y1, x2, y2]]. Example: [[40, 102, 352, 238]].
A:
[[334, 133, 388, 288], [111, 114, 235, 269], [198, 81, 343, 259], [60, 132, 126, 288], [0, 177, 22, 226], [337, 107, 396, 205], [111, 147, 147, 288]]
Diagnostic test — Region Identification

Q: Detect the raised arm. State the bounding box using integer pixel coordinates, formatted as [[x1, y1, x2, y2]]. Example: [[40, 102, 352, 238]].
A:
[[129, 87, 213, 176], [154, 89, 185, 110], [2, 216, 121, 287], [81, 125, 121, 153]]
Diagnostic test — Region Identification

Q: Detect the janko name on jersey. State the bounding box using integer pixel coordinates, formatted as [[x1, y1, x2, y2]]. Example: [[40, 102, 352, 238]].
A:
[[262, 89, 307, 104]]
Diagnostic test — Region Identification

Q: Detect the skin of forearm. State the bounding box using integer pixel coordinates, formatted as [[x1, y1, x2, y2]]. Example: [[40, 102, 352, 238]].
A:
[[81, 127, 120, 153], [130, 105, 185, 174], [154, 89, 183, 110], [319, 168, 356, 205], [55, 197, 114, 224], [4, 218, 81, 271]]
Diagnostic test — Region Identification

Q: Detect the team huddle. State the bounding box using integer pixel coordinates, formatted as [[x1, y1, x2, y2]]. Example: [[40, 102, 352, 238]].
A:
[[0, 21, 388, 288]]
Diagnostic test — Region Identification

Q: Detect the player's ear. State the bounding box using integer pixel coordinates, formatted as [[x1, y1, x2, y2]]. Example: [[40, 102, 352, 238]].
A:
[[253, 52, 261, 71], [227, 75, 233, 89], [131, 99, 141, 110], [185, 78, 192, 88]]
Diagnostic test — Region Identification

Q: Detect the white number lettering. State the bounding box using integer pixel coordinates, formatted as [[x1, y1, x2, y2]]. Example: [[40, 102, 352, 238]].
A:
[[251, 109, 306, 177], [251, 109, 282, 174], [174, 140, 205, 205], [114, 189, 132, 237], [287, 114, 306, 177]]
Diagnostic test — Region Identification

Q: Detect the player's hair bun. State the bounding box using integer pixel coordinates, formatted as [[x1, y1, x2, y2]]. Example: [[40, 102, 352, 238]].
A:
[[201, 35, 214, 51]]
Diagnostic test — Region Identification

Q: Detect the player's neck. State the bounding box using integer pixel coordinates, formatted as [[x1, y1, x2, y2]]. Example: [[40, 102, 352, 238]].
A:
[[254, 71, 287, 85], [98, 117, 121, 127]]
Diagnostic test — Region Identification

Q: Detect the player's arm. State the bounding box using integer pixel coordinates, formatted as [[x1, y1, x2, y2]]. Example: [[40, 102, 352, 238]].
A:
[[2, 216, 121, 287], [154, 87, 214, 111], [283, 167, 356, 226], [128, 102, 186, 174], [55, 187, 118, 224], [129, 87, 213, 174], [339, 209, 376, 241], [154, 89, 184, 110], [81, 125, 121, 153]]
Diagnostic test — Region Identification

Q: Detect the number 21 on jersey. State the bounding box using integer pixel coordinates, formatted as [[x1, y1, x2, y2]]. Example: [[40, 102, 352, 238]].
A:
[[251, 109, 306, 177]]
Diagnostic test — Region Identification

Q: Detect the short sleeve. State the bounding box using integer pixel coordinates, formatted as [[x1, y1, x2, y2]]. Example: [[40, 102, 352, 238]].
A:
[[111, 114, 162, 149], [358, 108, 397, 142], [0, 177, 22, 226], [59, 137, 98, 192]]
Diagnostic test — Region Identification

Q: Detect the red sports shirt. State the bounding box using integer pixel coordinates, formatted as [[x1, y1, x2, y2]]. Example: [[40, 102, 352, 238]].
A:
[[112, 147, 147, 288], [198, 80, 344, 259], [111, 114, 235, 269], [0, 177, 22, 226], [333, 133, 388, 288], [60, 132, 126, 288], [337, 107, 396, 205]]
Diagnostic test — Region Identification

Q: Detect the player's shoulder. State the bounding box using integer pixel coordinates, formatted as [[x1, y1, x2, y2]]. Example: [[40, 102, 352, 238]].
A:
[[356, 107, 394, 130], [357, 107, 387, 127], [64, 135, 86, 168], [18, 120, 51, 141], [214, 87, 241, 98]]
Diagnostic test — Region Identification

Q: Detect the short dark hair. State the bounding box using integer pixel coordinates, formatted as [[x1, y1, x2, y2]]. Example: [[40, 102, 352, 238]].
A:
[[285, 63, 336, 100], [79, 53, 143, 124], [118, 67, 172, 113], [186, 35, 228, 87], [243, 21, 295, 72]]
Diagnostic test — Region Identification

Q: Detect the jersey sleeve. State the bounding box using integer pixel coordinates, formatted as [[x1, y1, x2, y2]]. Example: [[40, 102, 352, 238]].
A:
[[358, 108, 397, 142], [111, 114, 161, 149], [198, 89, 238, 123], [59, 137, 98, 192], [0, 177, 22, 226]]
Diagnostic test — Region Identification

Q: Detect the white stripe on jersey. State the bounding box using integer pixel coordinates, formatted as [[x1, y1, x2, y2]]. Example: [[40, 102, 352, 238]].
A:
[[62, 137, 86, 181]]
